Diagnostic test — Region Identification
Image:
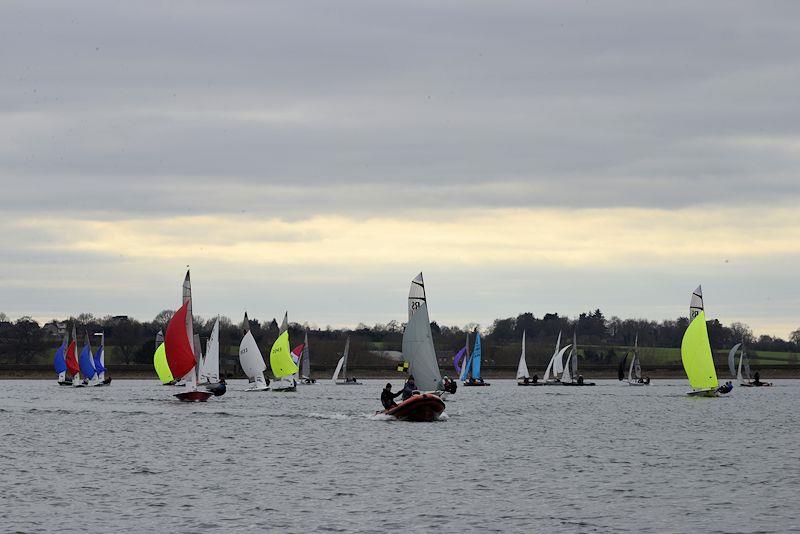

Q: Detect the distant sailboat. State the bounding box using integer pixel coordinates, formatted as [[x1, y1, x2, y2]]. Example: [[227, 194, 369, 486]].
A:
[[297, 331, 316, 384], [541, 332, 570, 386], [200, 318, 220, 385], [66, 324, 83, 387], [92, 331, 111, 386], [165, 269, 213, 402], [681, 286, 726, 397], [516, 330, 537, 386], [457, 333, 470, 382], [463, 332, 489, 386], [728, 341, 772, 387], [561, 332, 595, 386], [332, 336, 361, 385], [54, 326, 71, 385], [153, 330, 175, 385], [270, 312, 299, 392], [78, 332, 97, 386], [239, 312, 269, 391], [619, 333, 649, 386]]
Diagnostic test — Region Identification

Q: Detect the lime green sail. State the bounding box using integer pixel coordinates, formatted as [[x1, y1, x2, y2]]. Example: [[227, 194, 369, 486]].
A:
[[153, 330, 174, 384], [681, 311, 718, 391], [270, 313, 298, 379]]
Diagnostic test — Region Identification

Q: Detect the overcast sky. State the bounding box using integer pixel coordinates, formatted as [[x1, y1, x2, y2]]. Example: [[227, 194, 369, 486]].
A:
[[1, 1, 799, 336]]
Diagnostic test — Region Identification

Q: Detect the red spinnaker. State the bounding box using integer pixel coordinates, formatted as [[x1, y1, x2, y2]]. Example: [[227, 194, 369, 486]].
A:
[[65, 341, 79, 375], [165, 301, 196, 379]]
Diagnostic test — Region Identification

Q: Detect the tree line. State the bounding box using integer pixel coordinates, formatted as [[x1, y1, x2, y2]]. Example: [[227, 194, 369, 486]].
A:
[[0, 310, 798, 371]]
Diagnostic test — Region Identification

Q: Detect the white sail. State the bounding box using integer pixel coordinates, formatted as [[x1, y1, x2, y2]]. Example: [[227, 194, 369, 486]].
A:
[[516, 330, 529, 379], [331, 356, 345, 384], [181, 269, 197, 386], [561, 351, 572, 382], [544, 344, 571, 382], [553, 331, 565, 374], [690, 285, 704, 320], [203, 318, 220, 383], [342, 336, 350, 380], [728, 343, 741, 379], [570, 332, 578, 378], [401, 272, 443, 392], [239, 313, 266, 385]]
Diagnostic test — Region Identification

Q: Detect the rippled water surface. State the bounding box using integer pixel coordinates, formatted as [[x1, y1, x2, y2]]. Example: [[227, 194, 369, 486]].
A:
[[1, 379, 799, 533]]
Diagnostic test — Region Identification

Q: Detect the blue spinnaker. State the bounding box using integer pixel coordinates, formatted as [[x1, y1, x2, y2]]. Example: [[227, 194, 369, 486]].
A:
[[453, 347, 466, 374], [471, 334, 482, 379], [93, 347, 105, 374], [54, 343, 67, 374], [79, 343, 96, 379]]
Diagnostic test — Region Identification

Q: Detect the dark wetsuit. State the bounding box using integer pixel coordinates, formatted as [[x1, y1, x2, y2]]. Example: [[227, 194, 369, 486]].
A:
[[381, 388, 403, 409], [401, 381, 416, 401]]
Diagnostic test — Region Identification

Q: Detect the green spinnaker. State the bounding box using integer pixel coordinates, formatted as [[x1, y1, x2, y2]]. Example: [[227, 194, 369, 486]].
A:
[[270, 331, 298, 379], [153, 342, 174, 384], [681, 311, 718, 391]]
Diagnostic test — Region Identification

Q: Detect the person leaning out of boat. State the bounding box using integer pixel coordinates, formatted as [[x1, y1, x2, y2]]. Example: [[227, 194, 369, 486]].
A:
[[441, 375, 457, 394], [381, 383, 403, 409], [401, 375, 417, 400]]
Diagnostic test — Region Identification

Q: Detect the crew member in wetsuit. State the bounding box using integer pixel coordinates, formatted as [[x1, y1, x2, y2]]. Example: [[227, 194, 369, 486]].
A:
[[401, 376, 417, 400], [577, 375, 584, 385], [381, 383, 403, 409], [753, 371, 761, 386]]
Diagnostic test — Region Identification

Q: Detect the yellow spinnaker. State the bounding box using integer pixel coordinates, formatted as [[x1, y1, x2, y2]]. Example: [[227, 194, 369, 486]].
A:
[[153, 342, 174, 384], [270, 331, 299, 379], [681, 311, 718, 391]]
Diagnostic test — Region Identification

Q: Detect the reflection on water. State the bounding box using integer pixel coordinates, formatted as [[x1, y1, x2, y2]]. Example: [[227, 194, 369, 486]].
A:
[[1, 379, 798, 533]]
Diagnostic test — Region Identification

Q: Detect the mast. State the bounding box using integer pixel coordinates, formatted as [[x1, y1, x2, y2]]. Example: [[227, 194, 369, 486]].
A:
[[182, 269, 197, 384], [342, 336, 350, 381]]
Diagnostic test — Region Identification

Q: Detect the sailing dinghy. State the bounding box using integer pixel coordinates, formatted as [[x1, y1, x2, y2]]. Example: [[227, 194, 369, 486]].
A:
[[541, 332, 570, 386], [516, 331, 538, 386], [65, 324, 83, 387], [166, 270, 213, 402], [463, 333, 489, 386], [295, 331, 316, 384], [239, 312, 269, 391], [270, 312, 299, 392], [54, 326, 71, 385], [78, 332, 97, 386], [681, 286, 728, 397], [618, 333, 649, 386], [332, 336, 361, 385], [92, 332, 111, 386], [379, 272, 446, 421], [561, 332, 595, 386], [728, 341, 772, 387]]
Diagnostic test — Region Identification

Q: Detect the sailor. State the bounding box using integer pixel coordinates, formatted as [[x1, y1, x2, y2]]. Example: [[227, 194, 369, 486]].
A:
[[401, 375, 417, 400], [577, 375, 584, 385], [381, 383, 403, 409], [753, 371, 761, 386], [531, 374, 538, 384]]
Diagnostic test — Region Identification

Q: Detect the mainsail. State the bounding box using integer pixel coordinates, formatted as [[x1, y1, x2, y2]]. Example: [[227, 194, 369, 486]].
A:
[[153, 330, 173, 384], [78, 332, 97, 382], [727, 343, 742, 379], [681, 285, 719, 392], [516, 330, 530, 380], [93, 332, 106, 381], [459, 333, 470, 381], [239, 312, 267, 383], [401, 272, 443, 392], [270, 312, 298, 379], [301, 331, 311, 379], [66, 324, 79, 378], [202, 318, 220, 384], [54, 327, 68, 377], [618, 353, 628, 381], [553, 331, 564, 375]]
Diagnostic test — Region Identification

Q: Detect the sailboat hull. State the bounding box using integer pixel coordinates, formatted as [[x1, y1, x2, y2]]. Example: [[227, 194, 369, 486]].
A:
[[462, 381, 490, 387], [517, 380, 542, 386], [174, 390, 214, 402], [686, 388, 718, 397], [561, 381, 595, 386], [381, 393, 445, 422], [335, 381, 363, 385]]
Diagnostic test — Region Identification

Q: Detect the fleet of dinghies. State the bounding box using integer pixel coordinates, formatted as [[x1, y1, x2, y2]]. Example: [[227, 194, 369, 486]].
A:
[[53, 274, 772, 412]]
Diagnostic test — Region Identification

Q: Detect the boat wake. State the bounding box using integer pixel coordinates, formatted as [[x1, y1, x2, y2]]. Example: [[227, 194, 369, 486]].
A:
[[307, 412, 350, 420]]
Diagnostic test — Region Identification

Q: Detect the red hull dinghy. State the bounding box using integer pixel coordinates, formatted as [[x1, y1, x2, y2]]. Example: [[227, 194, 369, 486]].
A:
[[381, 393, 445, 422], [174, 390, 213, 402]]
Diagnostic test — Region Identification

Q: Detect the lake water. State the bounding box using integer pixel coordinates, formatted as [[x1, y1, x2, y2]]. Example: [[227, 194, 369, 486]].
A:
[[1, 379, 798, 533]]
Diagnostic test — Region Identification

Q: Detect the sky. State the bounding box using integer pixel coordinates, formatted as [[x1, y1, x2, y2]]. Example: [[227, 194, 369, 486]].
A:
[[1, 1, 799, 337]]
